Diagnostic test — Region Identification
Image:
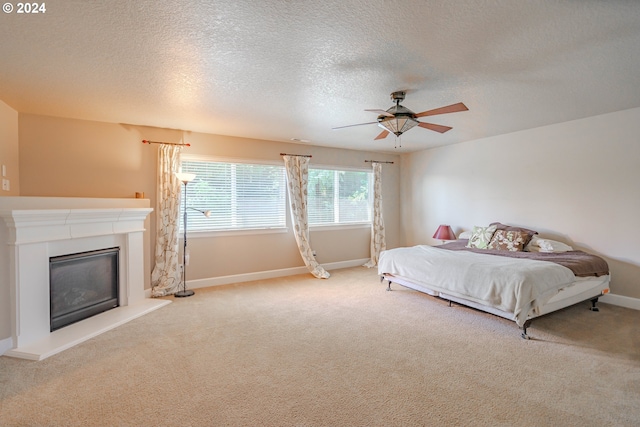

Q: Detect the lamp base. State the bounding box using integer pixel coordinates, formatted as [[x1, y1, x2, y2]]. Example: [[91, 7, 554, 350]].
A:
[[174, 289, 195, 298]]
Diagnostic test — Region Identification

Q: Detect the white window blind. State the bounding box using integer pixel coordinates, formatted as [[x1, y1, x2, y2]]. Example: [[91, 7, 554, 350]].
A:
[[308, 168, 372, 225], [179, 159, 287, 232]]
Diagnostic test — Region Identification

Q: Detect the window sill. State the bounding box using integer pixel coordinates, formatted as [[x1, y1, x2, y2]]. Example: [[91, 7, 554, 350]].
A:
[[309, 223, 371, 232], [182, 227, 289, 238], [180, 223, 371, 237]]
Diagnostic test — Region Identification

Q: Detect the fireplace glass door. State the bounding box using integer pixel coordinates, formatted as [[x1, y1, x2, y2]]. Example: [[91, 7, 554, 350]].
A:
[[49, 247, 120, 331]]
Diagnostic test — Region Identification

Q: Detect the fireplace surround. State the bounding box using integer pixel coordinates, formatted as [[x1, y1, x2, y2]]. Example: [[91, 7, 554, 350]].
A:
[[0, 197, 171, 360]]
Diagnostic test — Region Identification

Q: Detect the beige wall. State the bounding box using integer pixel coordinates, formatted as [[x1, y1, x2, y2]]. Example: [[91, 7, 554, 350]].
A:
[[0, 101, 20, 196], [18, 114, 400, 284], [13, 109, 639, 299], [401, 107, 640, 299], [0, 100, 17, 339]]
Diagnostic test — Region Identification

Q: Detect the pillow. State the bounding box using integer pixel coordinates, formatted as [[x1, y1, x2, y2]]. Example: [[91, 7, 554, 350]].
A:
[[525, 236, 573, 253], [487, 230, 529, 251], [466, 225, 497, 249], [490, 222, 537, 246], [458, 230, 472, 240]]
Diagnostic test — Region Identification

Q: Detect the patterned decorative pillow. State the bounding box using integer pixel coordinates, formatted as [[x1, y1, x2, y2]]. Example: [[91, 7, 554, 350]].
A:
[[487, 230, 529, 251], [489, 222, 537, 246], [466, 225, 497, 249]]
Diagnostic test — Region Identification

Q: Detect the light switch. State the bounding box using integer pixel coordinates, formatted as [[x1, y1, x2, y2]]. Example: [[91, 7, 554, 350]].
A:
[[2, 178, 9, 191], [1, 165, 6, 177]]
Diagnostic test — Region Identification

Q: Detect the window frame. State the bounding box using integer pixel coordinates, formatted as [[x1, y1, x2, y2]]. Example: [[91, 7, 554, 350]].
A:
[[307, 164, 374, 229], [179, 154, 289, 237], [178, 156, 374, 237]]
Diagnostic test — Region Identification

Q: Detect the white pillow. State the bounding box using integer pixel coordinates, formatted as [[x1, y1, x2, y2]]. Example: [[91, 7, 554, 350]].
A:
[[458, 230, 472, 240], [526, 235, 573, 253]]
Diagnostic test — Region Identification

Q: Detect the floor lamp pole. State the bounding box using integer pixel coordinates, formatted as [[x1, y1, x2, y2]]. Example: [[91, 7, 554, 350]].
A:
[[175, 177, 195, 298]]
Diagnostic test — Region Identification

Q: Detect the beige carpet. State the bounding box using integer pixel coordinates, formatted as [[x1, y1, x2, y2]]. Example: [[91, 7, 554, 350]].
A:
[[1, 267, 638, 426]]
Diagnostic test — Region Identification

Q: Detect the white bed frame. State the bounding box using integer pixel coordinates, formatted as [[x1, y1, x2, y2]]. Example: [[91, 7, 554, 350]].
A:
[[381, 273, 610, 339]]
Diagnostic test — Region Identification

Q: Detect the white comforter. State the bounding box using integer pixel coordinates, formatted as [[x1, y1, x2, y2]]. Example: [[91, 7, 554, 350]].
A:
[[378, 245, 577, 326]]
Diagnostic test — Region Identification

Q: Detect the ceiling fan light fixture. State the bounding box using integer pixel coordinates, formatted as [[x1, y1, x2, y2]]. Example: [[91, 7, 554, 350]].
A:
[[378, 115, 419, 136]]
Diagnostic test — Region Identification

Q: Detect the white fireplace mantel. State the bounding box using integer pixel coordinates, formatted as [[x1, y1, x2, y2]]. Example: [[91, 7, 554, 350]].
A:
[[0, 197, 171, 360], [2, 207, 154, 243]]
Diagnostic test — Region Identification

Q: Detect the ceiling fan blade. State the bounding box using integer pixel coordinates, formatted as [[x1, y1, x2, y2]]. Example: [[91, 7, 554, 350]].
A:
[[365, 109, 394, 117], [374, 130, 390, 140], [332, 121, 378, 130], [415, 102, 468, 118], [418, 122, 453, 133]]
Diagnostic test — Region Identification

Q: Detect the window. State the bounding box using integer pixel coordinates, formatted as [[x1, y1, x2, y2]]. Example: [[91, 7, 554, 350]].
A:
[[308, 168, 372, 226], [179, 158, 287, 233]]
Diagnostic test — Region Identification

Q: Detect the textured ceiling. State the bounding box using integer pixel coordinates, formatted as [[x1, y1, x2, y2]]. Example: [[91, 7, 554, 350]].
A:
[[2, 0, 640, 153]]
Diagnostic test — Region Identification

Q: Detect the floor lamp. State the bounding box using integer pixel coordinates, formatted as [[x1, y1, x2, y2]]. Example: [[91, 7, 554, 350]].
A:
[[175, 172, 196, 298]]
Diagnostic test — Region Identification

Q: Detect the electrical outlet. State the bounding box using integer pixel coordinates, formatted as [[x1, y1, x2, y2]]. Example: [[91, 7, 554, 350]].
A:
[[2, 178, 9, 191]]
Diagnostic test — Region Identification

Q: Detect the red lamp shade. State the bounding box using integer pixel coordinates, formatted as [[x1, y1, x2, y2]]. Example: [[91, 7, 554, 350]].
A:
[[432, 224, 456, 241]]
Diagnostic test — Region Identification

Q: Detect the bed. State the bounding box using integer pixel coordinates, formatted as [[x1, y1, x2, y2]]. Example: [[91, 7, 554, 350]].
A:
[[378, 223, 610, 339]]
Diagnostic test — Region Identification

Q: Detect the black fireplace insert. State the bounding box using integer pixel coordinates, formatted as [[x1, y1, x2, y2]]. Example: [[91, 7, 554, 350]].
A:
[[49, 247, 120, 331]]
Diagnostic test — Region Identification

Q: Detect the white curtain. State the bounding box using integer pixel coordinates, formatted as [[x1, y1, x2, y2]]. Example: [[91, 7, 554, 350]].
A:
[[364, 162, 386, 268], [283, 155, 330, 279], [151, 144, 184, 296]]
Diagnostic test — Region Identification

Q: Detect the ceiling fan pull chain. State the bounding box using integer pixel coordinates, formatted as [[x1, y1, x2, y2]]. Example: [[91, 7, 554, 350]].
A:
[[394, 134, 402, 149]]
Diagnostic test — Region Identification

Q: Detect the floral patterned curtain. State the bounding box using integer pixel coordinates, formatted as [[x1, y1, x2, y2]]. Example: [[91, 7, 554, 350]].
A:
[[364, 162, 386, 268], [283, 155, 330, 279], [151, 144, 184, 296]]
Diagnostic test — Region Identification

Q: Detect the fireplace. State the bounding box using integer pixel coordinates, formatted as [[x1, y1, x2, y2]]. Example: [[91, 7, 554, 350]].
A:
[[0, 197, 172, 360], [50, 247, 120, 332]]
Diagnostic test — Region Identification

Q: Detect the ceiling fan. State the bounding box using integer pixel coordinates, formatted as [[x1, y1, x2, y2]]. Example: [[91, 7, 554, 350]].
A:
[[333, 91, 468, 141]]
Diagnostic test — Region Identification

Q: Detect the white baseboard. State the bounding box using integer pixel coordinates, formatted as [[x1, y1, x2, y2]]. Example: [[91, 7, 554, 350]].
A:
[[601, 293, 640, 310], [325, 258, 371, 271], [0, 337, 13, 355], [187, 258, 370, 289]]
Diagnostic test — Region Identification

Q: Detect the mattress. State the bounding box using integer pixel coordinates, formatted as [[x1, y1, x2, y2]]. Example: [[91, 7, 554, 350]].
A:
[[378, 244, 609, 326]]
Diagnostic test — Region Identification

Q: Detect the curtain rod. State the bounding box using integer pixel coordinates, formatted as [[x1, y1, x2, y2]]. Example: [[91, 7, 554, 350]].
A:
[[280, 153, 312, 158], [142, 139, 191, 147], [365, 160, 394, 164]]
